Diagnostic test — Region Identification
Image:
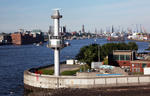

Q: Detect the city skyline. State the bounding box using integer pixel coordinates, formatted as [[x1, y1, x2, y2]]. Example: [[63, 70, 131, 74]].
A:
[[0, 0, 150, 33]]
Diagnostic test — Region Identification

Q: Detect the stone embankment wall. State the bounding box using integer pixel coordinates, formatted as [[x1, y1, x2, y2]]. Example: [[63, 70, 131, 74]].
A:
[[24, 70, 150, 89]]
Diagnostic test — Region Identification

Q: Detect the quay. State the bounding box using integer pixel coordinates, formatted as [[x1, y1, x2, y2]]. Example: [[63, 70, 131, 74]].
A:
[[24, 68, 150, 90]]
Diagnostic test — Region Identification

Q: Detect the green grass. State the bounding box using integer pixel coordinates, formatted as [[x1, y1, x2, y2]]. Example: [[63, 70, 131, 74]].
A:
[[61, 69, 79, 75], [38, 69, 79, 76], [132, 72, 143, 75], [38, 69, 54, 75]]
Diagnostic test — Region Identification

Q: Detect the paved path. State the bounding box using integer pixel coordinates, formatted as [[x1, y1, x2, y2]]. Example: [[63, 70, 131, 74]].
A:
[[44, 64, 81, 72]]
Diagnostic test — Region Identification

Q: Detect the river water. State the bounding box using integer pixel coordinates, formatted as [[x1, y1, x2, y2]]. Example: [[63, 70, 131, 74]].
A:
[[0, 38, 149, 96]]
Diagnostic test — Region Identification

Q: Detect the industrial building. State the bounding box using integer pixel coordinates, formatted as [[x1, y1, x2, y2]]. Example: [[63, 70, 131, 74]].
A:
[[11, 31, 44, 45], [0, 33, 12, 45], [110, 50, 150, 73]]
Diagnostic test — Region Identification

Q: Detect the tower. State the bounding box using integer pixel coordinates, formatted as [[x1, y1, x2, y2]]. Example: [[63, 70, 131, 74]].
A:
[[82, 25, 85, 33], [112, 25, 114, 33], [49, 9, 64, 76], [62, 26, 66, 33]]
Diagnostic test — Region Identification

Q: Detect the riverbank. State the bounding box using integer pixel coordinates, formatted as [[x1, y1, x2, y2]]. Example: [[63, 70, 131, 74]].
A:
[[128, 39, 150, 42]]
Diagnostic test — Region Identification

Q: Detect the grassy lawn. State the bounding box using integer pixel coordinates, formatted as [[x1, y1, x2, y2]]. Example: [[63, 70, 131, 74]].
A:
[[132, 72, 143, 75], [37, 69, 79, 76], [61, 69, 79, 75], [38, 69, 54, 75]]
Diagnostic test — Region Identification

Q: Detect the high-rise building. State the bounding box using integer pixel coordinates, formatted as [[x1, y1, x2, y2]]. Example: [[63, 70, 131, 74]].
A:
[[82, 25, 85, 33], [62, 26, 66, 33], [112, 25, 114, 33]]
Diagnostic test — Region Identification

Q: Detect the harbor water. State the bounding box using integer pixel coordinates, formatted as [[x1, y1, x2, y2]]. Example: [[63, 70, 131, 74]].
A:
[[0, 38, 149, 96]]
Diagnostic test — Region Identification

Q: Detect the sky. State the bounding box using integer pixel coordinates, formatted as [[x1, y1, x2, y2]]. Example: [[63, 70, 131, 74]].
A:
[[0, 0, 150, 33]]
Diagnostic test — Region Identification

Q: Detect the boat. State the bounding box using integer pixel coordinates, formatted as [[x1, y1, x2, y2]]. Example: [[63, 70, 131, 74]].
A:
[[36, 43, 40, 46], [107, 32, 125, 41], [65, 41, 70, 46], [35, 42, 43, 46], [107, 36, 125, 41]]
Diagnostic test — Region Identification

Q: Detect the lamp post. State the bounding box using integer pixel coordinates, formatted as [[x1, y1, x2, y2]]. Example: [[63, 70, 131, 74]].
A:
[[95, 38, 100, 62], [98, 45, 100, 62]]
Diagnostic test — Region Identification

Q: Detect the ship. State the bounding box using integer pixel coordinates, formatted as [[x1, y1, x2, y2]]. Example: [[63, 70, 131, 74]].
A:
[[107, 32, 125, 41], [127, 33, 148, 41], [106, 25, 125, 41], [127, 24, 149, 41], [107, 36, 125, 41]]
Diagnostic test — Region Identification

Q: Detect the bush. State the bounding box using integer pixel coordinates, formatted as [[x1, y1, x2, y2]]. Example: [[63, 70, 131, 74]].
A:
[[103, 58, 108, 65], [80, 64, 90, 71]]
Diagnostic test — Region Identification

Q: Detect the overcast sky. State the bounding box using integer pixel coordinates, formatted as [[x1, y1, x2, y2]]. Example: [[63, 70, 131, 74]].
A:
[[0, 0, 150, 33]]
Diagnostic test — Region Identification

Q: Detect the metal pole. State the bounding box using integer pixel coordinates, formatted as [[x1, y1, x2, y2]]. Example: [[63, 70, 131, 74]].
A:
[[54, 48, 60, 76], [98, 45, 100, 62]]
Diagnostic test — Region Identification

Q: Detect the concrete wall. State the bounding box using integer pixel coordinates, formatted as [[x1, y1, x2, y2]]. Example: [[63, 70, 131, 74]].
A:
[[24, 70, 150, 89]]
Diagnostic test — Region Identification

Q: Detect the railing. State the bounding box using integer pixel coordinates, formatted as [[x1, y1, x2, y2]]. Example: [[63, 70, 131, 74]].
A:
[[50, 36, 63, 39]]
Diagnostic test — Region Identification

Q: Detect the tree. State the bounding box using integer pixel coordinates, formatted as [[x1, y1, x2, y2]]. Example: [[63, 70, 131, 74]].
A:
[[103, 57, 108, 65], [76, 44, 98, 66], [76, 42, 138, 66], [128, 42, 138, 50]]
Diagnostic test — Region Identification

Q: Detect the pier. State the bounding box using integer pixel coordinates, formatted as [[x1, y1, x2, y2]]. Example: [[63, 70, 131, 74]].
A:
[[24, 68, 150, 90]]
